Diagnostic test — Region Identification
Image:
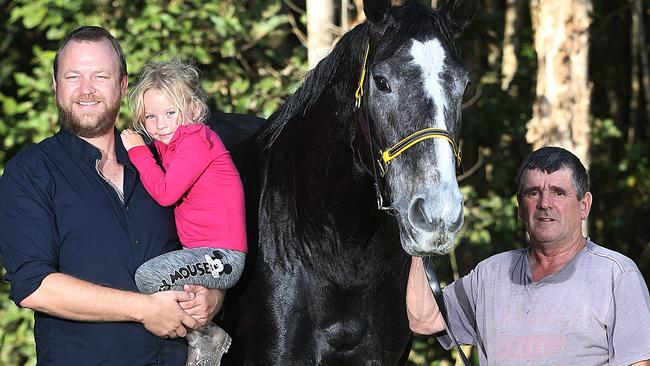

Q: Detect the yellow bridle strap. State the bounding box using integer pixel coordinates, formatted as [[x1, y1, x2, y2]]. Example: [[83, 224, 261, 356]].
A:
[[354, 44, 371, 108], [379, 128, 461, 176]]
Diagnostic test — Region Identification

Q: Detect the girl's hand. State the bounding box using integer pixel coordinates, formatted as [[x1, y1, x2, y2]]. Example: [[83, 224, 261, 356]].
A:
[[121, 129, 146, 151]]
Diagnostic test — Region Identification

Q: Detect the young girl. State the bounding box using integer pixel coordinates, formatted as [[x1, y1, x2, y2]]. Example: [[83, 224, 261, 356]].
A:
[[121, 58, 246, 366]]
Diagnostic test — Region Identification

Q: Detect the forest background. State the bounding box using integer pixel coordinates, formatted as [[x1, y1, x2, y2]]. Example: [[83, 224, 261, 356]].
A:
[[0, 0, 648, 364]]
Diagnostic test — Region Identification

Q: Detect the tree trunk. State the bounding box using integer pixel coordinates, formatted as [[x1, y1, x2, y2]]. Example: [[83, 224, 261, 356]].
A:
[[342, 0, 350, 32], [639, 0, 650, 130], [501, 0, 522, 90], [527, 0, 593, 169], [307, 0, 336, 69], [630, 0, 650, 142], [485, 0, 501, 71]]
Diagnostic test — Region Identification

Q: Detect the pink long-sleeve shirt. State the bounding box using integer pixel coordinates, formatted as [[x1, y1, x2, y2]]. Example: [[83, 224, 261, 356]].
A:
[[128, 124, 247, 252]]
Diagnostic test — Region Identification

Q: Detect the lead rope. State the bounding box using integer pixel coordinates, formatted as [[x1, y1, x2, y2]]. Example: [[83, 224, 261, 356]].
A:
[[422, 256, 471, 366]]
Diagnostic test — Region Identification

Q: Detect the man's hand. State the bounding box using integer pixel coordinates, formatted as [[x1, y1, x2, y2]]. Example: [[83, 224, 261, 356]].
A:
[[406, 257, 446, 335], [179, 284, 224, 326], [140, 291, 201, 339], [120, 129, 146, 151], [18, 273, 207, 339]]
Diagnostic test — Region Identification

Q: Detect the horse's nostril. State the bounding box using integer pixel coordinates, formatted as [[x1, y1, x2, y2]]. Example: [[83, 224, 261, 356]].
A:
[[407, 195, 464, 233], [409, 197, 435, 230], [449, 206, 464, 232]]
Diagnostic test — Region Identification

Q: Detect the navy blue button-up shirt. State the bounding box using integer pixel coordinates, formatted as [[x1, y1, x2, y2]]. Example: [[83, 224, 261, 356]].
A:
[[0, 128, 187, 365]]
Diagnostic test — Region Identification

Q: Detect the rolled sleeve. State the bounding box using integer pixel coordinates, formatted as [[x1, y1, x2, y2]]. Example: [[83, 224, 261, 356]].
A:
[[0, 157, 59, 306]]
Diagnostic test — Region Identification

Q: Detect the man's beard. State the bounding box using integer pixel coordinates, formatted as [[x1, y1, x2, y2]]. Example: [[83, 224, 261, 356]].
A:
[[58, 96, 120, 138]]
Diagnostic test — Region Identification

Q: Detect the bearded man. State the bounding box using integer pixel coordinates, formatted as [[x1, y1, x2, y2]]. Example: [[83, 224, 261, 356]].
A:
[[0, 26, 224, 366]]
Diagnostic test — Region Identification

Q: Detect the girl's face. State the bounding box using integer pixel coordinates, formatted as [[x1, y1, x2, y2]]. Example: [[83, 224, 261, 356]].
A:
[[143, 88, 183, 144]]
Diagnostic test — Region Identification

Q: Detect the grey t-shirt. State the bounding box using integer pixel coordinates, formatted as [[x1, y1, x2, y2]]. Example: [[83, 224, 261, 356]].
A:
[[440, 239, 650, 365]]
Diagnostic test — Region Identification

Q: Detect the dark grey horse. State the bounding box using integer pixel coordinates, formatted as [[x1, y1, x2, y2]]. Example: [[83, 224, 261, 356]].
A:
[[222, 0, 478, 364]]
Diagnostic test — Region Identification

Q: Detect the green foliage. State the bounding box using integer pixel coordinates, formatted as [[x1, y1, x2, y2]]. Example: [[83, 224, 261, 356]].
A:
[[590, 120, 650, 277], [0, 269, 35, 366]]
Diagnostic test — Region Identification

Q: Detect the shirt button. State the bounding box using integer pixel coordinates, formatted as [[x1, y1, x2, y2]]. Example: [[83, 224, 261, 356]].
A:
[[134, 240, 140, 245]]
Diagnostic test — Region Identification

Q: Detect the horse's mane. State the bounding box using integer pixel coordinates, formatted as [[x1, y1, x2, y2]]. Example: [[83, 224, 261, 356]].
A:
[[256, 1, 458, 151], [257, 24, 367, 150]]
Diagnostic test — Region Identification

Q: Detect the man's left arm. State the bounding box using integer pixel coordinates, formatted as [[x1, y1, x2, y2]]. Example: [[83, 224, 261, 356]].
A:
[[179, 285, 225, 326]]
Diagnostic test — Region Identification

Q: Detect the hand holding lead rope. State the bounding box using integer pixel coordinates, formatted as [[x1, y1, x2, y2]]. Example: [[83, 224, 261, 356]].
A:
[[422, 256, 471, 366]]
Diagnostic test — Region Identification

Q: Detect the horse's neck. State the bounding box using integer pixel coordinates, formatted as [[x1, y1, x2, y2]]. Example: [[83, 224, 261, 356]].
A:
[[295, 94, 369, 203], [259, 89, 383, 252]]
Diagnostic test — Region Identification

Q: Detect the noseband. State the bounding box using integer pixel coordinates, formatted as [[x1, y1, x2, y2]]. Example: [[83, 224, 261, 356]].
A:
[[354, 43, 463, 209], [379, 127, 461, 177]]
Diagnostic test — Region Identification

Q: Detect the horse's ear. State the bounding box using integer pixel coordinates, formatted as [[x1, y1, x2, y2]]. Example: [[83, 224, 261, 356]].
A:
[[363, 0, 391, 25], [439, 0, 479, 37]]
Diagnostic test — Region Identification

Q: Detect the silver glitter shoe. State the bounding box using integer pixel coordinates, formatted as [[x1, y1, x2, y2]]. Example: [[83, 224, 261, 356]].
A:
[[186, 323, 232, 366]]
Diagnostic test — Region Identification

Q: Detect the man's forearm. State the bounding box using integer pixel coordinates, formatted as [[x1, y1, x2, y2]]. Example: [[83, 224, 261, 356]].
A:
[[20, 272, 148, 323], [406, 257, 446, 335]]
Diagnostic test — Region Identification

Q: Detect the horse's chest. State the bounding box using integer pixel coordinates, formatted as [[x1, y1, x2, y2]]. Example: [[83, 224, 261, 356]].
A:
[[244, 258, 409, 364]]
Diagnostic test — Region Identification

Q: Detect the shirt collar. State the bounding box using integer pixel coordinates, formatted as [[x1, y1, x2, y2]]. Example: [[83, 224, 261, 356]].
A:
[[55, 125, 131, 166], [114, 130, 130, 165]]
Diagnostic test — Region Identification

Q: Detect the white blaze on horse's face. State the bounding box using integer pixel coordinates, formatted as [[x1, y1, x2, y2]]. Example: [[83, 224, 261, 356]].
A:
[[410, 39, 457, 182], [407, 39, 464, 255], [373, 37, 467, 256]]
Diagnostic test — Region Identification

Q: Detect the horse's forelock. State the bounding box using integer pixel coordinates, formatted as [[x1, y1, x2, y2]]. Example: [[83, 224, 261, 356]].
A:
[[372, 2, 457, 66]]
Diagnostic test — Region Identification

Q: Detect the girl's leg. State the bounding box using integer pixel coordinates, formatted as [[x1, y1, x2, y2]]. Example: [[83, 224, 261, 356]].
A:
[[135, 247, 245, 294], [135, 248, 245, 366]]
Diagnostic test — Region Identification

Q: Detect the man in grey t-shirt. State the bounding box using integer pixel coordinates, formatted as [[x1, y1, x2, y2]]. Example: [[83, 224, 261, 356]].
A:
[[406, 146, 650, 365]]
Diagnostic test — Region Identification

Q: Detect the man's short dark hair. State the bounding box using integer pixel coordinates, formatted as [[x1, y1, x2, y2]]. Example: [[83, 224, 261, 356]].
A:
[[53, 26, 127, 80], [517, 146, 589, 200]]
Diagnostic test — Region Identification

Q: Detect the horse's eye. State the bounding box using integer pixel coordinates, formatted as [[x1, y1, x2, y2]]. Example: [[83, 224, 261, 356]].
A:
[[373, 76, 391, 92]]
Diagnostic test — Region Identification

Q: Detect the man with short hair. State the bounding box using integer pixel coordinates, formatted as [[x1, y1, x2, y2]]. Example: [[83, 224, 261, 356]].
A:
[[407, 146, 650, 365], [0, 26, 223, 365]]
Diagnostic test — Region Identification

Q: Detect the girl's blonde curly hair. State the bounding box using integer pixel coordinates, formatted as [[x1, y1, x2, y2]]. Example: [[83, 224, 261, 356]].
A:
[[129, 57, 208, 136]]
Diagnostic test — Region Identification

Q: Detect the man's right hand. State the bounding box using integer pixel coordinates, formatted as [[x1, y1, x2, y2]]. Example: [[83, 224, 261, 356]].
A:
[[406, 257, 446, 335], [139, 291, 201, 338], [20, 273, 201, 339]]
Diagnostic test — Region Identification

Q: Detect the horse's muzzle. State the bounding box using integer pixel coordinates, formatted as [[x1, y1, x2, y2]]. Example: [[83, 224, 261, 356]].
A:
[[397, 185, 464, 255]]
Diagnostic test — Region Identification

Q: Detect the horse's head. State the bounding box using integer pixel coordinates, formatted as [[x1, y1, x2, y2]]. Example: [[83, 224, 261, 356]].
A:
[[357, 0, 477, 256]]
